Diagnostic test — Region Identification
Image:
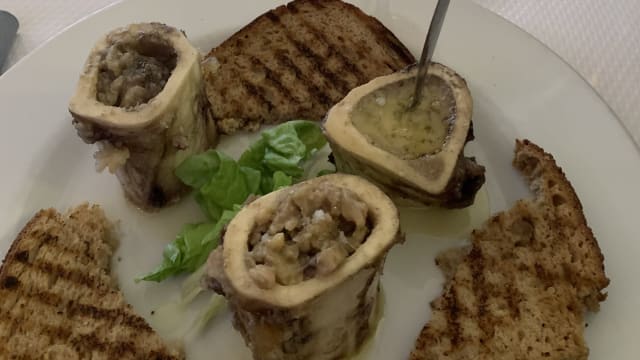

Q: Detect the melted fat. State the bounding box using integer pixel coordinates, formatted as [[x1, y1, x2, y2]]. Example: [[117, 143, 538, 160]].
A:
[[351, 76, 455, 160]]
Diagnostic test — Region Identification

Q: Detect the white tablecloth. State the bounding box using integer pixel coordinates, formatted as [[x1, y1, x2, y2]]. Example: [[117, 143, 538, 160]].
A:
[[1, 0, 638, 146]]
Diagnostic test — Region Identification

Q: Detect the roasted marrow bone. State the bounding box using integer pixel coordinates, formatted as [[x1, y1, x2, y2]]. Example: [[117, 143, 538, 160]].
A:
[[323, 63, 485, 208], [205, 174, 402, 360], [69, 23, 217, 209]]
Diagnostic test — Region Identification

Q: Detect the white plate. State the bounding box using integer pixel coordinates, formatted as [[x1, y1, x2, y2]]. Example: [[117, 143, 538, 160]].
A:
[[1, 0, 639, 359]]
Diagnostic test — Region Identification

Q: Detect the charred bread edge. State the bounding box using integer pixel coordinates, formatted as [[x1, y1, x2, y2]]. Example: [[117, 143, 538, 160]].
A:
[[204, 0, 414, 65], [0, 209, 56, 280], [514, 138, 609, 296]]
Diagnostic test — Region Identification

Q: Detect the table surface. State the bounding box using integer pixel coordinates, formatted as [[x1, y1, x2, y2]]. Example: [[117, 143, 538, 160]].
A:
[[1, 0, 638, 147]]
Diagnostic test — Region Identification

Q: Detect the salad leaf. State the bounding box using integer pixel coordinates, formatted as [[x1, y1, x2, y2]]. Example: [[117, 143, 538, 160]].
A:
[[272, 171, 293, 190], [140, 120, 327, 282], [239, 120, 327, 193], [177, 151, 260, 220], [137, 207, 239, 282], [262, 122, 307, 158], [290, 120, 328, 154], [175, 151, 221, 189], [316, 168, 336, 177]]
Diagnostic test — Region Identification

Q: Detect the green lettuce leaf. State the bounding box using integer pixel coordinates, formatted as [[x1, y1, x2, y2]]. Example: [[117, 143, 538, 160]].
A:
[[140, 121, 326, 282], [272, 170, 293, 190], [175, 150, 221, 189], [290, 120, 328, 155], [239, 120, 326, 193], [177, 151, 260, 220], [316, 168, 336, 177], [137, 207, 239, 282]]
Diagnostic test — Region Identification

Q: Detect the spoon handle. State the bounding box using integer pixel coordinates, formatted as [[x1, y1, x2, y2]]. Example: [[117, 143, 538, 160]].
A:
[[410, 0, 450, 109]]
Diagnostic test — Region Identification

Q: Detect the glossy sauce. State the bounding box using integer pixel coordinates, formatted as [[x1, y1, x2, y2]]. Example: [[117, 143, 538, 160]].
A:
[[351, 76, 455, 160]]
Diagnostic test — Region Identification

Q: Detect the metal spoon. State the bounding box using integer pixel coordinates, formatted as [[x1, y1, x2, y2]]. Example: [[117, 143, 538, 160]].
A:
[[408, 0, 450, 110]]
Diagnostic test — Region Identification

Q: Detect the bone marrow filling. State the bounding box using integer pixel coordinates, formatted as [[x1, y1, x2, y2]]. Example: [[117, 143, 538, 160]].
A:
[[351, 76, 455, 159], [247, 182, 372, 289], [96, 32, 177, 108]]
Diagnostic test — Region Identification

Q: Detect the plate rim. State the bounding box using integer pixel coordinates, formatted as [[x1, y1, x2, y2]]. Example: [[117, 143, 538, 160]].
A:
[[2, 0, 636, 155]]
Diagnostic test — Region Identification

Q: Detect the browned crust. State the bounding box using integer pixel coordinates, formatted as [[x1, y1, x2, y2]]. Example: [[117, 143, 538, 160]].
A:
[[204, 0, 413, 66], [410, 139, 609, 360], [0, 205, 184, 359], [334, 0, 414, 65], [513, 139, 609, 304], [0, 209, 56, 283]]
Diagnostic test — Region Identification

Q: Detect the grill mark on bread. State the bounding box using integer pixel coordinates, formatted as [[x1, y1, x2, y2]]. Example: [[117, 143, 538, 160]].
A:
[[335, 26, 392, 76], [6, 239, 109, 293], [248, 56, 299, 106], [0, 284, 160, 357], [29, 229, 98, 264], [29, 260, 105, 292], [264, 10, 351, 96], [445, 288, 462, 346], [2, 314, 137, 355], [353, 11, 415, 67], [20, 286, 154, 332], [243, 80, 274, 113], [70, 302, 152, 332], [468, 246, 491, 347], [274, 53, 333, 107], [410, 140, 609, 360], [287, 1, 368, 84], [378, 33, 414, 67], [307, 24, 367, 84], [202, 0, 415, 133], [233, 67, 276, 114], [70, 333, 144, 357], [383, 61, 396, 72], [0, 206, 183, 359], [294, 42, 350, 96], [241, 20, 336, 108]]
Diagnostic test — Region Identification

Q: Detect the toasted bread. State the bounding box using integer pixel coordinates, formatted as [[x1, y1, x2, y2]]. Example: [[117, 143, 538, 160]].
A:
[[203, 0, 415, 134], [410, 139, 609, 360], [0, 204, 183, 359]]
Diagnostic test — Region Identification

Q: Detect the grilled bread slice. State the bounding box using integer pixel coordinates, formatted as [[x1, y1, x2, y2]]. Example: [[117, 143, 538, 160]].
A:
[[0, 204, 183, 359], [410, 139, 609, 360], [203, 0, 415, 134]]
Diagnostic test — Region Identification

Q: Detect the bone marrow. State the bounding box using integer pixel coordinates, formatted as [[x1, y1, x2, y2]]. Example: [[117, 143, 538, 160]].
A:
[[247, 182, 372, 289], [96, 31, 177, 108], [69, 23, 217, 210], [205, 174, 402, 360], [351, 75, 455, 159], [323, 62, 486, 208]]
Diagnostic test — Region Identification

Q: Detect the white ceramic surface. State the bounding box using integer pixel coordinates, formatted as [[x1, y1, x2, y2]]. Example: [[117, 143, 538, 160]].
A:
[[0, 0, 639, 359]]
